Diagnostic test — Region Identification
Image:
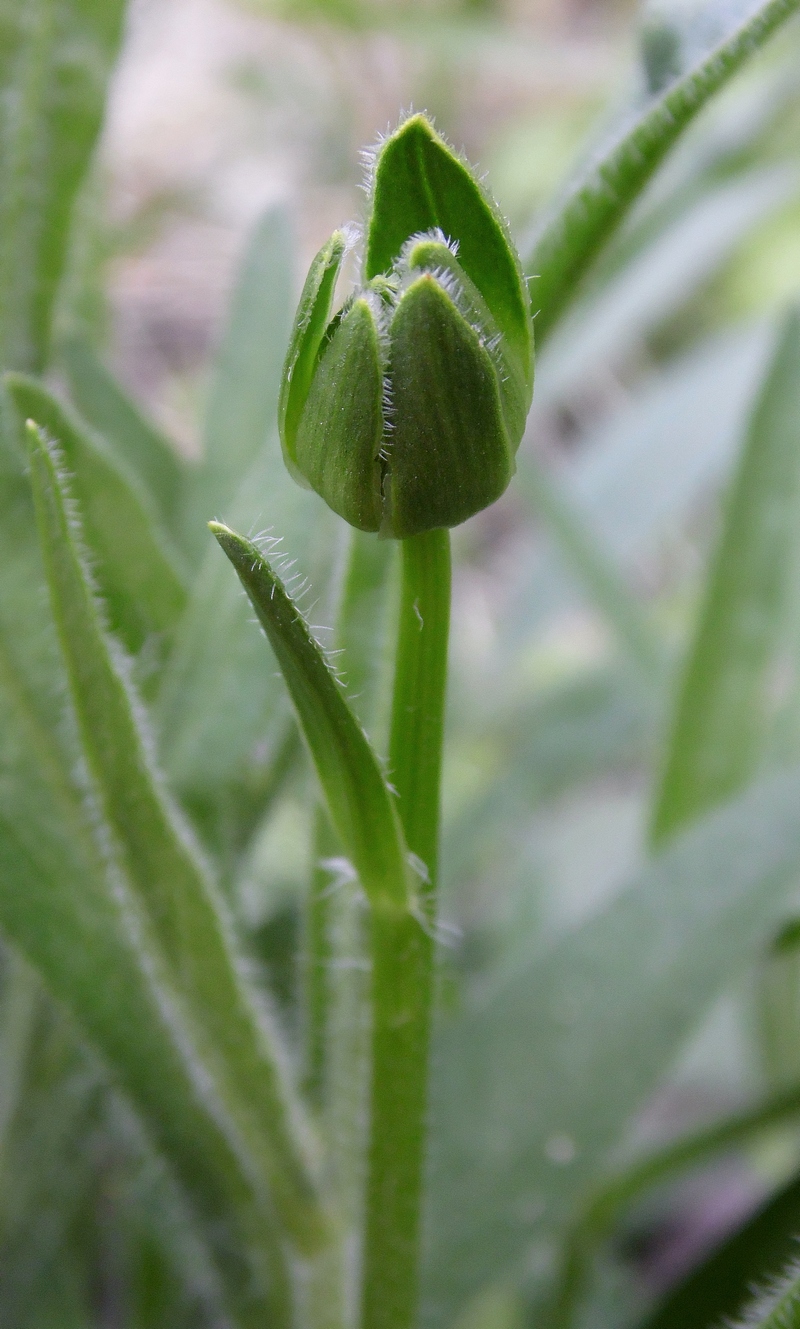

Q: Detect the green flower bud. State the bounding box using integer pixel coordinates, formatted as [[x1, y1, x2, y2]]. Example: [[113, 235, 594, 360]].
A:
[[278, 113, 534, 538]]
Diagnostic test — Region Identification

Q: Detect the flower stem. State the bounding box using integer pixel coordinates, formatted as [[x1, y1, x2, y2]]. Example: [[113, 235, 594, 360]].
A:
[[361, 528, 451, 1329]]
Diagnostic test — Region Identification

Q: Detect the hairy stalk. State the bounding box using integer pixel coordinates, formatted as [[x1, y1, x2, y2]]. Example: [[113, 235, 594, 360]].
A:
[[361, 528, 451, 1329], [304, 532, 396, 1105]]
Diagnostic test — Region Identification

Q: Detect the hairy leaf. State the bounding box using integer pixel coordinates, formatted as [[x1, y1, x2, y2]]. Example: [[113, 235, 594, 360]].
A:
[[652, 307, 800, 842], [0, 0, 127, 371], [526, 0, 800, 341], [210, 522, 411, 913], [6, 374, 186, 659], [25, 423, 324, 1256]]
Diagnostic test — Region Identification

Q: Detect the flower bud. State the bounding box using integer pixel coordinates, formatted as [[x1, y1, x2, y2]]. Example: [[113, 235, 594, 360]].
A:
[[278, 114, 534, 538]]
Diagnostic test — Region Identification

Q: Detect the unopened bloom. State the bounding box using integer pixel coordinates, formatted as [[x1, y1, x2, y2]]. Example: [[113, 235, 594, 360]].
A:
[[278, 114, 534, 538]]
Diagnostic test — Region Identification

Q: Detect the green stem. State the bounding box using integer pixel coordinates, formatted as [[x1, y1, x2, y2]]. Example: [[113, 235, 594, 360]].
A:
[[387, 528, 451, 897], [304, 804, 339, 1105], [361, 528, 451, 1329]]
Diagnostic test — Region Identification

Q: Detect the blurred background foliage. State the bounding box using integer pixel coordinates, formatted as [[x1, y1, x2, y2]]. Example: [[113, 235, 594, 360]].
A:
[[5, 0, 800, 1325]]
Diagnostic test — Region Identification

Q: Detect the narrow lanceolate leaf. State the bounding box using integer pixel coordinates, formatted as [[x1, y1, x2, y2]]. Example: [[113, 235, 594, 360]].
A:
[[183, 208, 295, 558], [0, 0, 128, 372], [210, 522, 411, 913], [423, 761, 800, 1324], [526, 0, 800, 342], [0, 616, 288, 1328], [651, 309, 800, 844], [25, 425, 325, 1256], [59, 336, 184, 530], [7, 375, 186, 658]]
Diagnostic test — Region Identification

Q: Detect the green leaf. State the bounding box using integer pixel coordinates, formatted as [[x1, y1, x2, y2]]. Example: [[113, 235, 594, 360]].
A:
[[0, 0, 128, 372], [58, 336, 184, 530], [441, 662, 655, 901], [514, 456, 663, 681], [509, 324, 773, 650], [651, 308, 800, 843], [533, 166, 799, 412], [24, 423, 325, 1256], [526, 0, 800, 342], [0, 410, 288, 1323], [641, 1169, 800, 1329], [182, 207, 295, 558], [552, 1078, 800, 1326], [6, 374, 187, 659], [0, 623, 285, 1327], [423, 760, 800, 1322], [210, 521, 411, 913]]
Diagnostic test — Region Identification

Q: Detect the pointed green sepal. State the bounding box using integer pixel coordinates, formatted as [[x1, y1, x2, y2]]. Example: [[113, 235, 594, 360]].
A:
[[365, 114, 532, 389], [278, 229, 347, 477], [294, 295, 385, 532], [400, 233, 531, 447], [385, 273, 513, 538]]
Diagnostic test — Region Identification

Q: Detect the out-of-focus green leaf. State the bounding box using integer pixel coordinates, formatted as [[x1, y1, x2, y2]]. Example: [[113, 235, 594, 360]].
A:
[[508, 325, 773, 649], [441, 663, 655, 902], [59, 336, 184, 530], [526, 0, 800, 342], [156, 440, 333, 808], [182, 208, 295, 559], [553, 1077, 800, 1326], [642, 1169, 800, 1329], [0, 394, 286, 1324], [6, 375, 187, 660], [210, 522, 411, 913], [651, 307, 800, 843], [0, 605, 284, 1326], [533, 166, 798, 411], [0, 0, 128, 372], [423, 760, 800, 1323], [515, 457, 663, 681], [25, 422, 324, 1258], [0, 991, 104, 1329], [156, 209, 331, 846]]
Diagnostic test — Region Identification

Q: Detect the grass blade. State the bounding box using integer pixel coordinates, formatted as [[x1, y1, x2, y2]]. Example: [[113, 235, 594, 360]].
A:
[[25, 424, 326, 1257], [7, 374, 187, 659], [651, 307, 800, 843], [526, 0, 800, 342], [0, 0, 127, 371]]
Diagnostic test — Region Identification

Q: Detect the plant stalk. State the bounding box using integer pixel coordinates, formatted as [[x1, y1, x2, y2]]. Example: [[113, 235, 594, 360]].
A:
[[361, 528, 451, 1329]]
